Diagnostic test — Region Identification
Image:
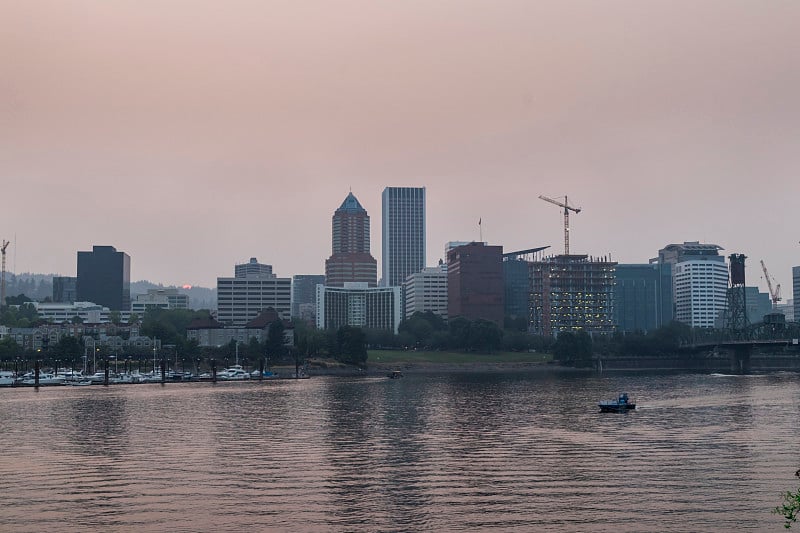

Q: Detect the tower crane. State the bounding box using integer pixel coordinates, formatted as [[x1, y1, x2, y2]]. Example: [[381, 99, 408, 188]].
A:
[[0, 240, 8, 308], [759, 259, 781, 306], [539, 195, 581, 255]]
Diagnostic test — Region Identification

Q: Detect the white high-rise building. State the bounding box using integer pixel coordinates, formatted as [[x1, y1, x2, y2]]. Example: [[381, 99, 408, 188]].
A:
[[381, 187, 426, 287], [403, 264, 448, 320], [674, 260, 729, 328]]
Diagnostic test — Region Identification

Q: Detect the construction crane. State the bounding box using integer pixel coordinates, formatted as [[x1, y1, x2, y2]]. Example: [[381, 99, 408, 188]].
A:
[[759, 259, 781, 306], [0, 240, 8, 308], [539, 195, 581, 255]]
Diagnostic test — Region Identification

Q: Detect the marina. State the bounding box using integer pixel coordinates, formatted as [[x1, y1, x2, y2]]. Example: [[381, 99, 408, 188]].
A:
[[0, 366, 303, 387]]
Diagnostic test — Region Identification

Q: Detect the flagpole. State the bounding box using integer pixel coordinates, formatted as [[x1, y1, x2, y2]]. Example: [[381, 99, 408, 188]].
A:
[[479, 218, 483, 243]]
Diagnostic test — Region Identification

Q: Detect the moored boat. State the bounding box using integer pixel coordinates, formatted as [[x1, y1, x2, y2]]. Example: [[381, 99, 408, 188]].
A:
[[0, 371, 16, 387]]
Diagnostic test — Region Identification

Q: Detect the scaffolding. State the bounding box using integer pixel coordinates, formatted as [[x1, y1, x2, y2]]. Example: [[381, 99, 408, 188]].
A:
[[529, 254, 617, 337]]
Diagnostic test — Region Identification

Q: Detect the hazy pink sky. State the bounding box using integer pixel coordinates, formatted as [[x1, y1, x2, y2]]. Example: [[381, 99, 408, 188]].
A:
[[3, 1, 799, 294]]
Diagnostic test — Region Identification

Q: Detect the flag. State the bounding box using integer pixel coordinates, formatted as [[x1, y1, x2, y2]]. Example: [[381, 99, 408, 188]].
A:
[[478, 218, 481, 226]]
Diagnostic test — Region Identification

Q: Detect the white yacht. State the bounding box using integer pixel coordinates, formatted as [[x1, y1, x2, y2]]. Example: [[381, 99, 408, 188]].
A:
[[217, 365, 250, 380], [0, 371, 15, 386], [20, 372, 66, 386]]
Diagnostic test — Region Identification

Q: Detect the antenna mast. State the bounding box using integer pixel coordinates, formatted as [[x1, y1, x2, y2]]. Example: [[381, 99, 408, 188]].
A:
[[1, 240, 9, 308]]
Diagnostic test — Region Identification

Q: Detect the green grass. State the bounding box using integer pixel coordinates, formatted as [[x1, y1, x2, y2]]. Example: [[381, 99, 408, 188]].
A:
[[368, 350, 552, 365]]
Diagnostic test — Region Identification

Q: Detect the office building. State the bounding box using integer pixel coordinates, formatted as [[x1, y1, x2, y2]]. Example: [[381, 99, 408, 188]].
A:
[[657, 242, 728, 329], [32, 301, 110, 324], [217, 260, 291, 325], [530, 254, 616, 337], [130, 288, 189, 316], [614, 263, 674, 334], [403, 264, 448, 320], [235, 258, 274, 279], [502, 247, 550, 326], [382, 187, 426, 287], [316, 282, 401, 333], [325, 192, 377, 287], [447, 242, 504, 325], [76, 245, 131, 311], [776, 299, 794, 322], [52, 276, 77, 304], [744, 287, 773, 324], [292, 274, 326, 319], [794, 267, 800, 323]]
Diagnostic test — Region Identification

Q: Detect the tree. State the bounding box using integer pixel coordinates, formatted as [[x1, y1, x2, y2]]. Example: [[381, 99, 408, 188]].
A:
[[775, 470, 800, 528], [467, 319, 503, 353], [553, 330, 593, 366], [335, 326, 367, 366], [109, 310, 122, 326], [266, 320, 286, 360], [5, 294, 32, 306], [0, 336, 21, 361], [448, 317, 472, 351]]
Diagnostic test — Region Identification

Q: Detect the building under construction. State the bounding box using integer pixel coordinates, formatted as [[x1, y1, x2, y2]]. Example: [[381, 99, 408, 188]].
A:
[[529, 254, 617, 337]]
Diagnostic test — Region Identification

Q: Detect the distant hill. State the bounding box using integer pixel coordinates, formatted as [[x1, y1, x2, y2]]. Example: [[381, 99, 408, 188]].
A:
[[4, 273, 216, 310]]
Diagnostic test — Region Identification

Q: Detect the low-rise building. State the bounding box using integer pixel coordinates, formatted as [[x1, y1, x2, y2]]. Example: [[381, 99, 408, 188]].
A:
[[403, 264, 448, 320], [130, 288, 189, 316], [316, 283, 401, 333], [186, 308, 294, 348]]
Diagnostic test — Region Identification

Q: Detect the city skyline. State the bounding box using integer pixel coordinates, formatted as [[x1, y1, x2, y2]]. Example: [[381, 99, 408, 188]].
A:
[[3, 1, 799, 292]]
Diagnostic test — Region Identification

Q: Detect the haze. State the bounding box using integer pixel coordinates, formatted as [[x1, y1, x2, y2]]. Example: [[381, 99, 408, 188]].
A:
[[3, 1, 798, 292]]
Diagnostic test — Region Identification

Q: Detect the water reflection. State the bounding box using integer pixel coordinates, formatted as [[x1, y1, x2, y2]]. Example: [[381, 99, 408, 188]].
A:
[[0, 372, 799, 531]]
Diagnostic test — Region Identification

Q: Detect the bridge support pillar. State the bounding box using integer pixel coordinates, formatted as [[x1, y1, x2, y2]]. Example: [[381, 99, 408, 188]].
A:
[[730, 345, 752, 374]]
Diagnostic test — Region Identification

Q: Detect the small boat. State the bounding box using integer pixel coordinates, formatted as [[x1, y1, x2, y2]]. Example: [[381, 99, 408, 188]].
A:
[[388, 370, 403, 379], [598, 392, 636, 413], [0, 371, 16, 387], [217, 366, 250, 380]]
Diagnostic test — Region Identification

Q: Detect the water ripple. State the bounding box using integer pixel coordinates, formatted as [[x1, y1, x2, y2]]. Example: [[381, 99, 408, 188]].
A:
[[1, 372, 798, 531]]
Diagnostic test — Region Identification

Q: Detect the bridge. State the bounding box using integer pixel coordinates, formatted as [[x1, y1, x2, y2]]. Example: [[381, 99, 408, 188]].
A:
[[680, 337, 799, 373]]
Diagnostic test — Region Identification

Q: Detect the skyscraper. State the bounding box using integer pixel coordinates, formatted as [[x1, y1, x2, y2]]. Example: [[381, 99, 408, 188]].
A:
[[325, 192, 377, 287], [382, 186, 425, 287], [76, 245, 130, 311]]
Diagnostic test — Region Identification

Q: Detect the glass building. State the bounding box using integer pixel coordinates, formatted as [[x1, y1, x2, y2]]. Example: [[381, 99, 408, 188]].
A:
[[381, 187, 426, 287], [614, 263, 673, 334], [76, 245, 130, 311]]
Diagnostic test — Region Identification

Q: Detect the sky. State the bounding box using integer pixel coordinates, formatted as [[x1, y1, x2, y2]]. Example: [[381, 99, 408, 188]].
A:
[[3, 1, 799, 295]]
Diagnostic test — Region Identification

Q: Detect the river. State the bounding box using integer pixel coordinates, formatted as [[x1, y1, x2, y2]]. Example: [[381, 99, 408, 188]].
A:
[[1, 370, 799, 531]]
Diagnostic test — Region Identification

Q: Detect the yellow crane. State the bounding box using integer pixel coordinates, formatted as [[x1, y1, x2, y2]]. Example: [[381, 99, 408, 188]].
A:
[[0, 240, 8, 308], [539, 195, 581, 255], [759, 259, 781, 306]]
